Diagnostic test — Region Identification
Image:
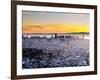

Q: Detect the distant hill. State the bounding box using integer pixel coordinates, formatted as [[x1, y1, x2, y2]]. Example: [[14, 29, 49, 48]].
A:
[[66, 32, 89, 34], [23, 32, 89, 35]]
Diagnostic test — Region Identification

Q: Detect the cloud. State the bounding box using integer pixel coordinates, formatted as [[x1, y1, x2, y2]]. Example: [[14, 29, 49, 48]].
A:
[[23, 23, 89, 33]]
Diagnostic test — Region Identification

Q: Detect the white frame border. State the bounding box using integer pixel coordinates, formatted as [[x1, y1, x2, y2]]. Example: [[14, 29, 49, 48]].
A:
[[17, 5, 94, 75]]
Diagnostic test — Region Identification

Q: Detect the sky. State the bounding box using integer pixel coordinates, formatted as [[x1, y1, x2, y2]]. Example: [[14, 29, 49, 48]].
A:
[[22, 11, 90, 33]]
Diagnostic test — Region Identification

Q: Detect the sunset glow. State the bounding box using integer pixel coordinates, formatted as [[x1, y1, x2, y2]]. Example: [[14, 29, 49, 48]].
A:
[[22, 11, 89, 33], [23, 24, 89, 33]]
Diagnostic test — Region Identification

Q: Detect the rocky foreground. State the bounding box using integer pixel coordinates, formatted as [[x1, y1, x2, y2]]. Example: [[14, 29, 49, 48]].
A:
[[22, 38, 89, 69]]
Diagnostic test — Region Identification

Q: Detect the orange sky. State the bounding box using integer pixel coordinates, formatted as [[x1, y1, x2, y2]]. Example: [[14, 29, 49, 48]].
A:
[[23, 23, 89, 33], [22, 11, 89, 33]]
